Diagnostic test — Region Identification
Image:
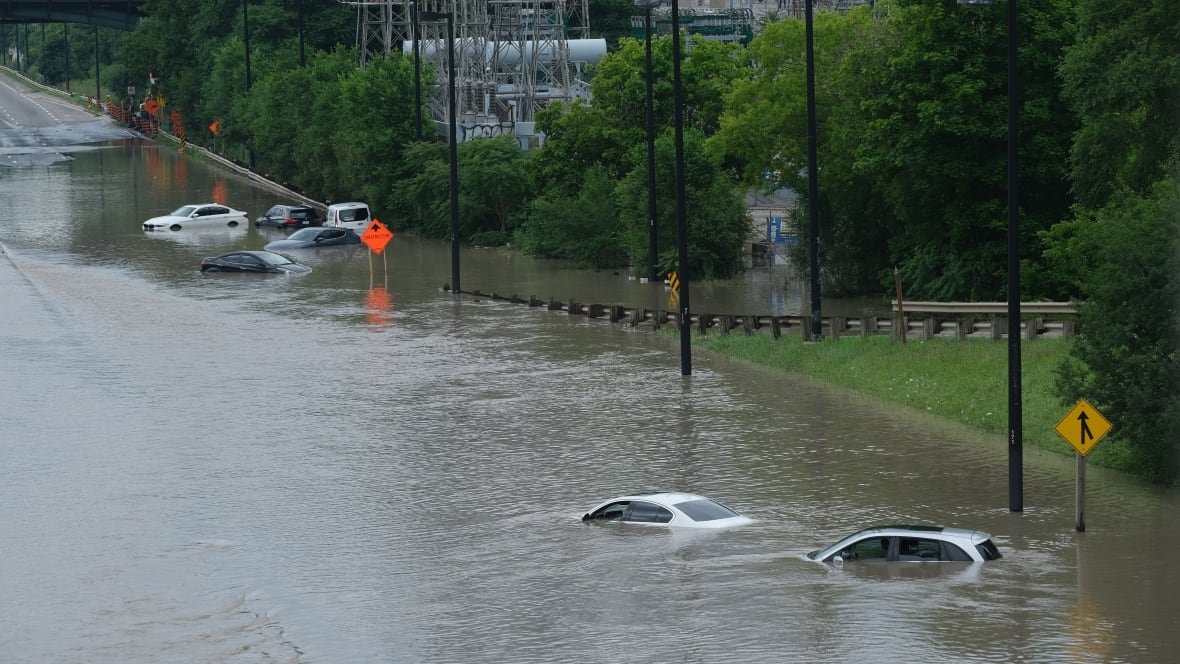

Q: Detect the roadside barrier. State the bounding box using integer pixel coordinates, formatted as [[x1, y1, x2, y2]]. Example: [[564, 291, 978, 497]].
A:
[[442, 285, 1076, 341]]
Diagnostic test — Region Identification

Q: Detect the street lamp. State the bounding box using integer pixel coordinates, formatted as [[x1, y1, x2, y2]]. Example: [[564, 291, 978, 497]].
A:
[[959, 0, 1022, 512], [244, 0, 255, 169], [804, 0, 822, 342], [636, 0, 661, 283], [670, 0, 690, 376], [421, 10, 461, 294], [412, 1, 423, 140]]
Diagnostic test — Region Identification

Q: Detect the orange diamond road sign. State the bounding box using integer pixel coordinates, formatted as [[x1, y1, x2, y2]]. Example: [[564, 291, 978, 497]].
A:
[[361, 218, 393, 254], [1055, 399, 1113, 456]]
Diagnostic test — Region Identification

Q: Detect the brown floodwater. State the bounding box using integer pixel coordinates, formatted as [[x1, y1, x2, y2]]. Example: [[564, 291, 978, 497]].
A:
[[1, 76, 1177, 663]]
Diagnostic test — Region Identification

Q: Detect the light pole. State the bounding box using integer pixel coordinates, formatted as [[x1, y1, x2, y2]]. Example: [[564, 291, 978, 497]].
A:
[[671, 0, 690, 376], [804, 0, 822, 341], [244, 0, 255, 169], [412, 2, 423, 140], [421, 10, 461, 294], [959, 0, 1021, 512], [636, 0, 660, 283]]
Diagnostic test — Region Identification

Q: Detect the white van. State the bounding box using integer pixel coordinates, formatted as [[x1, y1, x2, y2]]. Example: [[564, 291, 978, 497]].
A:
[[325, 202, 372, 232]]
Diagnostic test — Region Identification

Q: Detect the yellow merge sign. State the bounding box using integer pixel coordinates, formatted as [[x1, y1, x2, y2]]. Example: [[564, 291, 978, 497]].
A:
[[1055, 399, 1112, 456]]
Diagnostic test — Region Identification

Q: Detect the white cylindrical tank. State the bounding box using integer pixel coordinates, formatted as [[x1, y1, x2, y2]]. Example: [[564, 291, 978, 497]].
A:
[[403, 38, 607, 65]]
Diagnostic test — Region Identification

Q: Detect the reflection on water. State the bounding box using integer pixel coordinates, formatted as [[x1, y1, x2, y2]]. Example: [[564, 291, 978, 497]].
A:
[[1, 139, 1178, 663]]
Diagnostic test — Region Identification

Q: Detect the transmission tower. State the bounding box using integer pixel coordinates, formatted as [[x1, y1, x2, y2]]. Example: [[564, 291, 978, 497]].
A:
[[338, 0, 598, 143]]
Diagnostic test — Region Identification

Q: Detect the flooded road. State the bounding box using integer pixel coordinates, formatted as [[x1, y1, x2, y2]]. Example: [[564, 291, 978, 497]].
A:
[[2, 73, 1178, 663]]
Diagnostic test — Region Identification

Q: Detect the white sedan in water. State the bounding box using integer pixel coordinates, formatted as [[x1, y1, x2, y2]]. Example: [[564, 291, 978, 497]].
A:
[[142, 204, 248, 231], [581, 492, 753, 529]]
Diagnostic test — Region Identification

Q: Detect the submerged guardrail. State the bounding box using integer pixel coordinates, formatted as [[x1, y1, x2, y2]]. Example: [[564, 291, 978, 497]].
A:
[[444, 286, 1076, 341]]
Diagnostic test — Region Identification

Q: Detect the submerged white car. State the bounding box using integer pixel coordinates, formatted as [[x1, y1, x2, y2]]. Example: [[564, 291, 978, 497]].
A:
[[143, 204, 248, 231], [807, 525, 1002, 563], [581, 492, 753, 529]]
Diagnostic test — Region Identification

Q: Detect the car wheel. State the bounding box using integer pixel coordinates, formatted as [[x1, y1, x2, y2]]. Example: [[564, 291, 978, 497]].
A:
[[170, 223, 182, 231], [228, 220, 239, 227]]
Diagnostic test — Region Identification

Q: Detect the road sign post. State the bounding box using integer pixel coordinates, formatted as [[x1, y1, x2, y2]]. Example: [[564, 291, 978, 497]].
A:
[[1055, 399, 1112, 532]]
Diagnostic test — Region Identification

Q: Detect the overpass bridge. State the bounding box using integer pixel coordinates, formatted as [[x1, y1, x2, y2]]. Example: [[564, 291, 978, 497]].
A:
[[0, 0, 147, 30]]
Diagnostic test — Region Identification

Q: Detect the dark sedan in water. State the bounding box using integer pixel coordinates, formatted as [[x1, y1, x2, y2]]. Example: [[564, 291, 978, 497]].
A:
[[200, 250, 312, 275], [263, 227, 361, 251]]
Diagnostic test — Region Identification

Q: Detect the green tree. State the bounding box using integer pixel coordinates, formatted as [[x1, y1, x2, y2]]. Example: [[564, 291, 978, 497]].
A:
[[516, 166, 627, 268], [589, 0, 641, 50], [711, 7, 890, 294], [1051, 180, 1180, 483], [333, 55, 418, 214], [391, 140, 452, 239], [1048, 0, 1180, 484], [1059, 0, 1180, 209], [459, 136, 535, 245], [526, 32, 748, 276]]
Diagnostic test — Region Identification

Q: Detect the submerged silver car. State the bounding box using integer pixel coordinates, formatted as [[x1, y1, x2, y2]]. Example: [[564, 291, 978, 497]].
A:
[[807, 525, 1002, 563], [581, 492, 753, 529]]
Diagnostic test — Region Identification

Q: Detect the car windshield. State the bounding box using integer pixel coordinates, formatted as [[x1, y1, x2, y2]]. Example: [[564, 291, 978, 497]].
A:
[[672, 498, 739, 522], [339, 208, 368, 222], [256, 252, 293, 266], [169, 206, 197, 217], [287, 228, 320, 240]]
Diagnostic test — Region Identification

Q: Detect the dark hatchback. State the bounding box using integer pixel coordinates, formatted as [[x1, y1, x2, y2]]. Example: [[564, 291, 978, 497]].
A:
[[200, 250, 312, 275], [254, 204, 323, 228]]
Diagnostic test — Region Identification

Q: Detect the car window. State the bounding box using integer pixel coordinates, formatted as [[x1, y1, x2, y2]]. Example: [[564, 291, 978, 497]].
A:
[[340, 208, 369, 222], [323, 230, 345, 240], [899, 537, 944, 561], [843, 536, 890, 561], [587, 502, 628, 521], [975, 539, 1002, 561], [672, 498, 740, 522], [625, 501, 673, 524], [289, 228, 318, 240], [171, 206, 197, 217], [257, 253, 293, 266]]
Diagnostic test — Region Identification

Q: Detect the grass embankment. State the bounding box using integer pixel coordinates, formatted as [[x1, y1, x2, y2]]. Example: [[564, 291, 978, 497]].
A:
[[695, 332, 1072, 457]]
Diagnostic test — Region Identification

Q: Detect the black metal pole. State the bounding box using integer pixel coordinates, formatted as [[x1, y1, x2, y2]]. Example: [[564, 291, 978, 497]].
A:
[[413, 2, 422, 140], [446, 13, 460, 294], [244, 0, 255, 169], [805, 0, 822, 341], [94, 26, 100, 102], [644, 8, 658, 283], [298, 0, 305, 67], [64, 24, 70, 92], [1007, 0, 1023, 512], [671, 0, 690, 376]]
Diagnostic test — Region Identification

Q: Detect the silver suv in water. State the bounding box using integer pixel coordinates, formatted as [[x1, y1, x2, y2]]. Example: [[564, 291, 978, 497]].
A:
[[807, 524, 1002, 563]]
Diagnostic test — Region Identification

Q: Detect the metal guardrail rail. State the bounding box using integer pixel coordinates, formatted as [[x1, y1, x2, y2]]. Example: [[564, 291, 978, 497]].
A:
[[447, 288, 1078, 341], [891, 300, 1077, 315]]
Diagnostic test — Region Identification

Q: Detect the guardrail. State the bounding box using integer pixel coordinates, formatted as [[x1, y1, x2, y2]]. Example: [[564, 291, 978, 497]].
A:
[[447, 287, 1077, 341], [892, 300, 1076, 315]]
